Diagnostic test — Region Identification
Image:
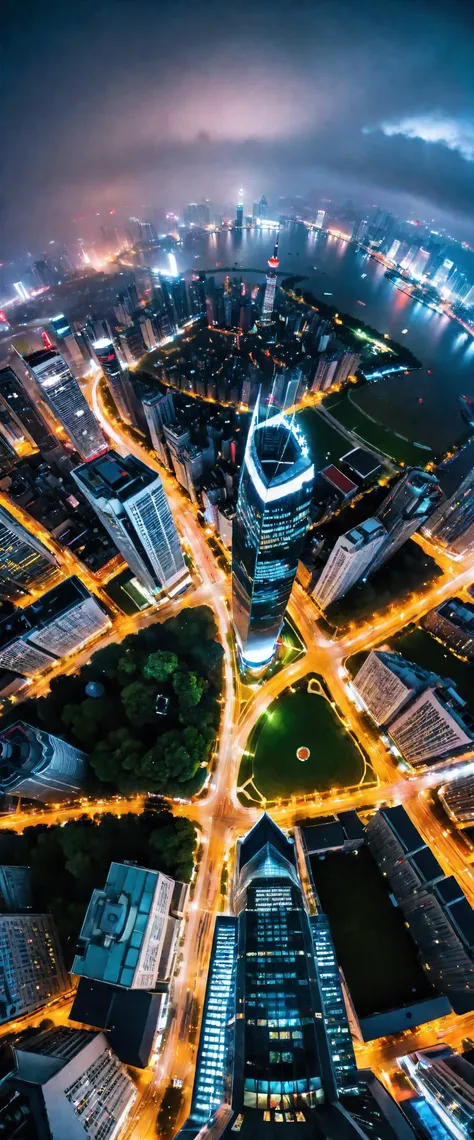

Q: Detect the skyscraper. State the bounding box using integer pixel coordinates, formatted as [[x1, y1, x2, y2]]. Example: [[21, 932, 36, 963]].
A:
[[180, 814, 373, 1137], [73, 450, 189, 598], [49, 313, 84, 370], [0, 720, 88, 802], [258, 194, 268, 220], [261, 229, 280, 324], [0, 913, 68, 1022], [432, 259, 454, 292], [425, 468, 474, 557], [232, 401, 313, 668], [312, 518, 387, 609], [0, 503, 59, 600], [409, 247, 430, 279], [0, 578, 111, 677], [2, 1027, 137, 1139], [370, 467, 442, 572], [159, 273, 189, 331], [401, 1046, 474, 1139], [315, 209, 326, 230], [88, 336, 133, 425], [0, 366, 55, 453], [188, 272, 207, 318], [21, 349, 107, 460], [235, 191, 244, 228]]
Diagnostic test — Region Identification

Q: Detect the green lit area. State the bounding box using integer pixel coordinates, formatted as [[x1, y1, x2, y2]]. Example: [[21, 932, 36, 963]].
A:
[[238, 675, 374, 805]]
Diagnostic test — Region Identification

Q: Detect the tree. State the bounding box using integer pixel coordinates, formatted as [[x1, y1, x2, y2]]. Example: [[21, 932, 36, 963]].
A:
[[61, 696, 116, 748], [143, 650, 179, 683], [91, 728, 144, 786], [117, 646, 146, 687], [121, 681, 158, 727], [172, 670, 206, 714], [149, 817, 196, 881]]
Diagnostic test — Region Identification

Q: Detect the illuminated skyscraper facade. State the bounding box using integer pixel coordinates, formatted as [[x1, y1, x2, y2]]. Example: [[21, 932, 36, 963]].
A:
[[0, 504, 58, 600], [425, 468, 474, 557], [232, 403, 313, 668], [261, 230, 280, 324], [22, 349, 107, 460], [0, 366, 55, 452]]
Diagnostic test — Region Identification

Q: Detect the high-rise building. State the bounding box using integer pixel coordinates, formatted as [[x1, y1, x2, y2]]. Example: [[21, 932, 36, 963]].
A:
[[368, 806, 474, 1011], [232, 401, 313, 668], [235, 192, 244, 228], [180, 814, 369, 1137], [432, 259, 454, 292], [21, 349, 107, 460], [3, 1026, 137, 1139], [386, 239, 401, 262], [261, 230, 280, 324], [0, 503, 59, 600], [141, 390, 174, 468], [401, 1045, 474, 1140], [409, 247, 430, 279], [370, 467, 442, 572], [88, 336, 133, 425], [439, 773, 474, 823], [258, 195, 268, 220], [0, 578, 111, 677], [0, 720, 88, 802], [425, 468, 474, 557], [0, 866, 32, 912], [353, 649, 474, 768], [73, 861, 179, 989], [159, 273, 189, 331], [315, 209, 326, 230], [0, 913, 68, 1022], [188, 272, 207, 318], [49, 313, 84, 370], [423, 598, 474, 659], [73, 451, 188, 598], [312, 518, 387, 609], [0, 366, 55, 452]]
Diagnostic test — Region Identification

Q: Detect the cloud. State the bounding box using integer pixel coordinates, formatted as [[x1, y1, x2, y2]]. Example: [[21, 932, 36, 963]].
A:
[[377, 115, 474, 161]]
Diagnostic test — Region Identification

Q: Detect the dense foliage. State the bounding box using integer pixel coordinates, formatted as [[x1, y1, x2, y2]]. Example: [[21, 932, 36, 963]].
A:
[[0, 804, 196, 953], [18, 606, 223, 797]]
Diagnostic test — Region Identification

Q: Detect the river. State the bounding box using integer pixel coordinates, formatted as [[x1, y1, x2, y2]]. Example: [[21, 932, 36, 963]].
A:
[[171, 223, 474, 456]]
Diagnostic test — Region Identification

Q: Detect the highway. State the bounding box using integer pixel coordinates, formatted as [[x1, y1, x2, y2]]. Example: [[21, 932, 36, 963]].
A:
[[5, 372, 474, 1136]]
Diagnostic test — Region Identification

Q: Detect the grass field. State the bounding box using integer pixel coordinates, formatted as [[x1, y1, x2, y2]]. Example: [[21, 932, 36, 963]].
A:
[[296, 408, 351, 470], [239, 677, 372, 803], [310, 846, 433, 1017], [324, 389, 433, 466]]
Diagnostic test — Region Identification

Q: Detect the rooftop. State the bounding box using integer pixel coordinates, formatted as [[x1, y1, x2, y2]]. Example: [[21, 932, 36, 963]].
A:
[[74, 450, 156, 500]]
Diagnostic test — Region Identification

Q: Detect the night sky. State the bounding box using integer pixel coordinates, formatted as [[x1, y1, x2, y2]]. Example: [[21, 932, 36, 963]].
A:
[[3, 0, 474, 256]]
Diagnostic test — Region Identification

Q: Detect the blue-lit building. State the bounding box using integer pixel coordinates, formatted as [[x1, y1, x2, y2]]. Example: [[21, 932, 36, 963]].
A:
[[232, 401, 314, 669], [401, 1046, 474, 1139], [180, 815, 416, 1139]]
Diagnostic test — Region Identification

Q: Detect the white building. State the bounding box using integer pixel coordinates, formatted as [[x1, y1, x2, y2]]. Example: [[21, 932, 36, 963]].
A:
[[73, 450, 189, 598], [8, 1027, 137, 1140], [313, 518, 386, 609], [21, 348, 107, 460], [315, 210, 326, 230], [389, 687, 474, 767], [352, 650, 416, 724]]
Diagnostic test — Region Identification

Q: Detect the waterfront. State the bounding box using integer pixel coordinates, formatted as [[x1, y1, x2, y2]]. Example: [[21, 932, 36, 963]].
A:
[[171, 224, 474, 455]]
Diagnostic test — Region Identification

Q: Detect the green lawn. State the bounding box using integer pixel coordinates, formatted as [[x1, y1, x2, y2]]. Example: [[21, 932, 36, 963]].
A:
[[240, 678, 370, 801], [324, 389, 433, 466], [296, 408, 351, 470], [310, 847, 434, 1018]]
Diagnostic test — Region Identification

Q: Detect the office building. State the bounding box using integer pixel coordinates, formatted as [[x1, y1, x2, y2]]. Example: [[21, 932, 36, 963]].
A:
[[257, 195, 268, 220], [386, 239, 401, 262], [73, 861, 179, 989], [401, 1045, 474, 1139], [311, 354, 339, 392], [89, 336, 133, 425], [0, 866, 32, 912], [425, 468, 474, 557], [159, 273, 189, 331], [423, 597, 474, 659], [0, 578, 110, 677], [0, 504, 59, 600], [353, 649, 474, 768], [21, 349, 107, 460], [180, 814, 372, 1138], [313, 518, 386, 609], [3, 1026, 137, 1139], [188, 272, 207, 318], [0, 914, 68, 1022], [117, 323, 145, 367], [0, 720, 88, 802], [73, 451, 188, 598], [0, 365, 55, 453], [235, 193, 244, 228], [368, 806, 474, 1012], [352, 218, 369, 244], [232, 401, 313, 668], [432, 259, 454, 292], [49, 313, 84, 370], [409, 248, 430, 279], [315, 209, 326, 230], [141, 392, 172, 467], [261, 231, 280, 323], [370, 468, 442, 572]]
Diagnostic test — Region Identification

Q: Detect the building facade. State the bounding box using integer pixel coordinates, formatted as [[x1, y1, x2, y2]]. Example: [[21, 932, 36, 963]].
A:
[[232, 402, 313, 668], [370, 468, 442, 573], [425, 469, 474, 558], [21, 349, 107, 460], [73, 450, 188, 598], [313, 519, 387, 609], [0, 913, 68, 1022], [0, 720, 88, 802], [0, 504, 59, 601]]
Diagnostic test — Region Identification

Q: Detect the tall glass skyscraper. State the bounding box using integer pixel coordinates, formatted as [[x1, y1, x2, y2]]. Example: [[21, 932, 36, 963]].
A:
[[425, 467, 474, 557], [72, 450, 189, 598], [232, 401, 313, 668], [0, 504, 59, 600], [21, 349, 107, 461]]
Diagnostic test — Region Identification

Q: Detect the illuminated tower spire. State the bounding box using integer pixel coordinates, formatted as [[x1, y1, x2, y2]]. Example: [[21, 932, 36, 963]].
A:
[[261, 228, 280, 323]]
